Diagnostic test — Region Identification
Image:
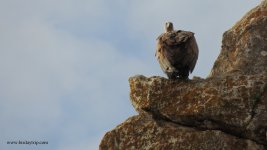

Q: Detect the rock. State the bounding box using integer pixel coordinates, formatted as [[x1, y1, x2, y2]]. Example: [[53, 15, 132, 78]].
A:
[[100, 115, 264, 150], [209, 0, 267, 77], [128, 74, 266, 146], [100, 1, 267, 149]]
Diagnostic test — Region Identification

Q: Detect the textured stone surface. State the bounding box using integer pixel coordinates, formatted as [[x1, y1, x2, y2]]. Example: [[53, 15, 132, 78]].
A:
[[100, 115, 264, 150], [128, 74, 266, 146], [209, 0, 267, 77], [100, 1, 267, 149]]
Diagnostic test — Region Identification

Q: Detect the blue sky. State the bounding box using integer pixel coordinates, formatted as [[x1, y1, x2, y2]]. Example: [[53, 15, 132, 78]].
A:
[[0, 1, 261, 150]]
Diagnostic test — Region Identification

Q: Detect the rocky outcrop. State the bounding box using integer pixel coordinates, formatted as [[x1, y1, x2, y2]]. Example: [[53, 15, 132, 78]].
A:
[[100, 1, 267, 149], [100, 115, 263, 150], [209, 0, 267, 77]]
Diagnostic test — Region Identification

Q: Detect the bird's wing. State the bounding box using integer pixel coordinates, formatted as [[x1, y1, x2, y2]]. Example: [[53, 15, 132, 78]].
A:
[[187, 35, 199, 73], [156, 40, 175, 73]]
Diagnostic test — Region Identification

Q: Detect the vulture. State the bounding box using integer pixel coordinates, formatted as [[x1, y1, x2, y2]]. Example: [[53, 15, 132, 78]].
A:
[[156, 22, 199, 79]]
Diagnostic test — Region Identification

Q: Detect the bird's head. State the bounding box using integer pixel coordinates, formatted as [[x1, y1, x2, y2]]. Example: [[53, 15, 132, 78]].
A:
[[165, 22, 174, 33]]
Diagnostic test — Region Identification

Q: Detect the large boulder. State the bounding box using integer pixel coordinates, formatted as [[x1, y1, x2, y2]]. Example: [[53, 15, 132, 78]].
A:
[[100, 115, 264, 150], [209, 0, 267, 76]]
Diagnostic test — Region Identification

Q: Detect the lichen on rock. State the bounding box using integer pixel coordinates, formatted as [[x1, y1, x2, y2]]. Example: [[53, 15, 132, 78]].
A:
[[100, 115, 264, 150], [100, 1, 267, 149], [209, 0, 267, 77]]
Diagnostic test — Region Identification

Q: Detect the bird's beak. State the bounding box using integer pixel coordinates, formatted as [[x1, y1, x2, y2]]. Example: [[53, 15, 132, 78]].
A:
[[166, 23, 169, 28]]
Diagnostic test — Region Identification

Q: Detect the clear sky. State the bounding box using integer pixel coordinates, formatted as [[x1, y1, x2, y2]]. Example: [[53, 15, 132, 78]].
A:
[[0, 0, 262, 150]]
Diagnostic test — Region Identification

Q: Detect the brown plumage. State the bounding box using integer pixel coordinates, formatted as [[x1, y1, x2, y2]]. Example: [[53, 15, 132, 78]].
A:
[[156, 22, 199, 79]]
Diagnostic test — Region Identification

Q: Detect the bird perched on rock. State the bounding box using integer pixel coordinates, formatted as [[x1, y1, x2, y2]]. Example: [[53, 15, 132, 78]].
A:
[[156, 22, 199, 79]]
